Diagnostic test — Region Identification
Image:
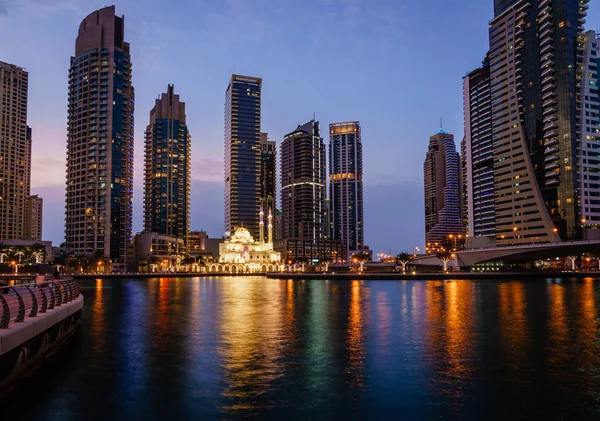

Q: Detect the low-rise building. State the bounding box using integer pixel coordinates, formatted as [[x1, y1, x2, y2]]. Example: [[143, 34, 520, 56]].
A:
[[134, 232, 185, 273], [275, 238, 347, 264]]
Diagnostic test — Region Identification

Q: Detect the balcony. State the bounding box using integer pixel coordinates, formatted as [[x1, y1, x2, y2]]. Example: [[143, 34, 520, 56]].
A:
[[545, 146, 559, 155], [542, 90, 557, 101], [543, 106, 557, 116], [545, 162, 560, 171], [545, 138, 559, 147], [545, 129, 559, 138]]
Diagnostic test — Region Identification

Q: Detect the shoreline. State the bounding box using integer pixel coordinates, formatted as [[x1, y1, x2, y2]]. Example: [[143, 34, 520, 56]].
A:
[[1, 271, 599, 282]]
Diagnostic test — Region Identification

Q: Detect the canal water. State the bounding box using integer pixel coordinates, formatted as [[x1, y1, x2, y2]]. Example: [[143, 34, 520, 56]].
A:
[[4, 277, 600, 420]]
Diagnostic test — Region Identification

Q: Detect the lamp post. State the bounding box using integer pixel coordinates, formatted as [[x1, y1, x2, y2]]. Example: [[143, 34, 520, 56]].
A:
[[513, 227, 518, 246]]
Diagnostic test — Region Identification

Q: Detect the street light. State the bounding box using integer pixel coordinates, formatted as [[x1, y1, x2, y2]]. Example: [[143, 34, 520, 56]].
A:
[[513, 227, 518, 246]]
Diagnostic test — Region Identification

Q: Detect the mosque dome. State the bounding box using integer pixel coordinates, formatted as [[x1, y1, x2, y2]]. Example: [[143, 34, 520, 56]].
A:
[[230, 227, 255, 244]]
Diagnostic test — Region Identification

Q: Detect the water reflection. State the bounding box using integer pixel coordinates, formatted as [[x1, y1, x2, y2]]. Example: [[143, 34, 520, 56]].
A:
[[5, 277, 600, 420]]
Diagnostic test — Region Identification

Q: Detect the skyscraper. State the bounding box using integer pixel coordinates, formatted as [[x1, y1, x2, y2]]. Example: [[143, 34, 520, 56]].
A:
[[259, 132, 276, 213], [462, 56, 495, 239], [463, 0, 593, 245], [0, 61, 31, 241], [144, 85, 190, 243], [25, 195, 43, 242], [224, 74, 262, 240], [65, 6, 134, 268], [329, 122, 364, 254], [281, 120, 327, 241], [424, 130, 464, 252]]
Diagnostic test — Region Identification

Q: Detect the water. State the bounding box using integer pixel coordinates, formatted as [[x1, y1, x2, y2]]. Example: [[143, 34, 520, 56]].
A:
[[4, 277, 600, 420]]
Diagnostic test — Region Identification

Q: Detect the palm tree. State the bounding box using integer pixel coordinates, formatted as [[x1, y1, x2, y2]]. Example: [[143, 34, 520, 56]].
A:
[[30, 243, 47, 264], [396, 252, 413, 273], [0, 242, 9, 264], [73, 254, 90, 273], [53, 250, 72, 273], [90, 249, 110, 273], [436, 250, 454, 272]]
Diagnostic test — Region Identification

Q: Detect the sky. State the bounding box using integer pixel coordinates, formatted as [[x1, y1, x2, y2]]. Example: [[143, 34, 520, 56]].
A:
[[0, 0, 598, 255]]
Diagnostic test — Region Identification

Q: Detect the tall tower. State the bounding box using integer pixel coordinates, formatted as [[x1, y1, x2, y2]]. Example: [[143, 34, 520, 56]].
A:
[[66, 6, 134, 267], [259, 132, 276, 214], [329, 122, 364, 254], [462, 56, 495, 239], [224, 74, 262, 240], [424, 130, 464, 251], [25, 195, 43, 241], [0, 62, 31, 241], [281, 120, 327, 241], [144, 85, 191, 243]]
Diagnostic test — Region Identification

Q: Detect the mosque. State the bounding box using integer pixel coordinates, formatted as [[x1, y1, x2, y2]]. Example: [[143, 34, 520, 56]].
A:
[[210, 207, 283, 273]]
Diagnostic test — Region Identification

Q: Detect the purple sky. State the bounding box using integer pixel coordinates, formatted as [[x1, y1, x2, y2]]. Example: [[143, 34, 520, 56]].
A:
[[0, 0, 598, 255]]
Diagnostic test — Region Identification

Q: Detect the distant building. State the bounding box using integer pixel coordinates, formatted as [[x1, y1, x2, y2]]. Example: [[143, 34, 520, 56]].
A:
[[66, 6, 134, 271], [224, 74, 262, 240], [188, 230, 207, 253], [329, 122, 364, 255], [144, 84, 191, 244], [260, 132, 276, 214], [281, 120, 327, 241], [424, 129, 464, 253], [24, 195, 43, 241], [274, 208, 282, 243], [275, 238, 347, 264], [134, 232, 184, 273], [0, 61, 31, 241], [219, 227, 280, 269]]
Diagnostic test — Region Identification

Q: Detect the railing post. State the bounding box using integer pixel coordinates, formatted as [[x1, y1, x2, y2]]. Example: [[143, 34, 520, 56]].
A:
[[0, 294, 9, 328], [37, 284, 48, 313], [47, 282, 56, 309], [25, 285, 38, 318], [10, 287, 25, 323]]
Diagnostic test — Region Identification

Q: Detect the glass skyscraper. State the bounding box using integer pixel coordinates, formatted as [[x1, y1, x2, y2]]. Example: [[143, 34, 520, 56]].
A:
[[224, 75, 262, 240], [463, 0, 595, 245], [260, 132, 276, 214], [144, 84, 190, 244], [281, 120, 327, 241], [329, 122, 364, 254], [424, 130, 464, 252], [66, 6, 134, 269]]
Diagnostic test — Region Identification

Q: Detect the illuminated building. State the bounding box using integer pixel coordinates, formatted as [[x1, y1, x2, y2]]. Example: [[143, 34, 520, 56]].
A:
[[218, 206, 281, 272], [0, 61, 31, 241], [281, 120, 327, 241], [424, 129, 464, 253], [134, 232, 184, 272], [276, 238, 347, 264], [65, 6, 134, 270], [224, 74, 262, 240], [329, 122, 364, 255], [24, 195, 43, 241], [260, 132, 276, 215], [463, 0, 593, 246], [144, 84, 190, 244]]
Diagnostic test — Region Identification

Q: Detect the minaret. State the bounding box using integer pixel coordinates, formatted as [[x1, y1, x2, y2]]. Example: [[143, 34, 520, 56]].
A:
[[267, 207, 273, 248], [259, 205, 265, 246]]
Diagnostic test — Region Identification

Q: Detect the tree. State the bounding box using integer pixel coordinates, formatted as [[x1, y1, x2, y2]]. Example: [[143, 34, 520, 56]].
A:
[[396, 252, 413, 273], [73, 254, 91, 273], [0, 242, 8, 264], [91, 249, 110, 273], [351, 251, 371, 263], [436, 250, 454, 272], [30, 243, 47, 264], [566, 256, 578, 271]]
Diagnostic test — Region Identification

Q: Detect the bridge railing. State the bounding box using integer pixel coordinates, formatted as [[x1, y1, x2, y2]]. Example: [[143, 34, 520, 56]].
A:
[[0, 278, 80, 329]]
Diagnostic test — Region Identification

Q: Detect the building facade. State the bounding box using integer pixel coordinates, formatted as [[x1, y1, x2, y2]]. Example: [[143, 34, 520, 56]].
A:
[[144, 85, 190, 243], [281, 120, 327, 241], [224, 74, 262, 240], [462, 0, 593, 245], [424, 130, 465, 252], [134, 232, 184, 272], [260, 132, 276, 214], [65, 6, 134, 269], [462, 57, 495, 239], [24, 195, 43, 241], [329, 122, 364, 254], [0, 62, 31, 241]]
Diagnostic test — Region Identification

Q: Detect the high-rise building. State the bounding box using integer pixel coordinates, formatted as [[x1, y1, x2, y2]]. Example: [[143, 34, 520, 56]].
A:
[[224, 74, 262, 240], [578, 31, 600, 226], [144, 84, 190, 243], [0, 62, 31, 241], [281, 120, 326, 241], [259, 132, 276, 213], [462, 57, 495, 239], [424, 130, 464, 252], [24, 195, 43, 241], [462, 0, 593, 245], [329, 122, 364, 254], [65, 6, 134, 268]]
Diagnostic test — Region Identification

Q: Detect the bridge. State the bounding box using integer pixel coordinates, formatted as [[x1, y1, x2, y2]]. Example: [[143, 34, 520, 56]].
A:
[[413, 239, 600, 267]]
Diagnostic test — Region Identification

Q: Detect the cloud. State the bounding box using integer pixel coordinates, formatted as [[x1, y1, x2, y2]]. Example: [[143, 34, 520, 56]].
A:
[[191, 158, 223, 182], [0, 0, 8, 15]]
